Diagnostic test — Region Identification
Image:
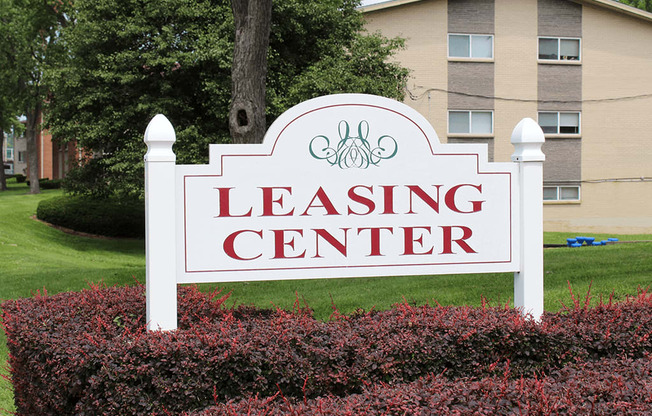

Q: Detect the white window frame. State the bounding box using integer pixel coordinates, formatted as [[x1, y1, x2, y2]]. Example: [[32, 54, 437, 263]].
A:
[[543, 185, 581, 202], [448, 34, 494, 60], [538, 37, 581, 62], [537, 111, 581, 136], [448, 110, 494, 135]]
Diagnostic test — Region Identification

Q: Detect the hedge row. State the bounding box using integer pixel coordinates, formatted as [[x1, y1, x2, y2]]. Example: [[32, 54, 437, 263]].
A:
[[26, 178, 63, 189], [36, 195, 145, 238], [191, 356, 652, 415], [2, 285, 652, 415]]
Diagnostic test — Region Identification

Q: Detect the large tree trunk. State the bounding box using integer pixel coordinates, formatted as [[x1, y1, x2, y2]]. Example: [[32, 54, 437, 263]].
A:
[[25, 102, 41, 194], [0, 123, 6, 191], [229, 0, 273, 144]]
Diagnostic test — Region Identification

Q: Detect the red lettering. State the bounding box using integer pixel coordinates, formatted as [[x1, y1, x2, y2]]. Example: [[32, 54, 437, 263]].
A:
[[407, 185, 442, 214], [348, 185, 375, 215], [358, 227, 394, 256], [444, 184, 484, 214], [381, 185, 397, 214], [223, 229, 263, 260], [301, 187, 340, 216], [401, 226, 434, 255], [313, 228, 348, 258], [440, 226, 476, 254], [215, 187, 253, 218], [272, 229, 306, 259], [261, 187, 294, 217]]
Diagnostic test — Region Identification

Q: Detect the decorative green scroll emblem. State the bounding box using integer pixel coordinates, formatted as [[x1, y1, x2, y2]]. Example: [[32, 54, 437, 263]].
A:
[[309, 120, 398, 169]]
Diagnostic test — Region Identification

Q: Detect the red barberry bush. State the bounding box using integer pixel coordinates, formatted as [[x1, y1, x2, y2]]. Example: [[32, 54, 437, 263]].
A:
[[191, 356, 652, 415], [2, 285, 651, 415]]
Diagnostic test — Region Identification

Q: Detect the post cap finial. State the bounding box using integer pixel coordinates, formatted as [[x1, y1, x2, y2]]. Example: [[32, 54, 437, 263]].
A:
[[511, 118, 545, 162], [144, 114, 176, 162], [511, 117, 544, 144], [145, 114, 176, 144]]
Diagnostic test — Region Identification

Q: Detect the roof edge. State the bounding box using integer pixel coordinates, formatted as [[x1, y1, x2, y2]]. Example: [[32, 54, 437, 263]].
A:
[[359, 0, 424, 13], [575, 0, 652, 23], [360, 0, 652, 24]]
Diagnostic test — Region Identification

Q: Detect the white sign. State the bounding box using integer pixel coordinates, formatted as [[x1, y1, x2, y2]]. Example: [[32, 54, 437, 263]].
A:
[[177, 95, 518, 282], [144, 94, 545, 330]]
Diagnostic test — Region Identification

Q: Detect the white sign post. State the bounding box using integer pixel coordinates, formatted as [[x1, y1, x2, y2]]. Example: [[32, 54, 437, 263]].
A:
[[144, 94, 545, 331], [511, 118, 546, 320], [144, 115, 178, 331]]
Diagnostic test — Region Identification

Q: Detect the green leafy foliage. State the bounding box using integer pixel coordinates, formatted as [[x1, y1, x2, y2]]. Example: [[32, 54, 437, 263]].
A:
[[25, 178, 62, 189], [1, 0, 69, 109], [36, 195, 145, 238], [618, 0, 652, 12], [1, 0, 72, 193], [46, 0, 234, 199], [45, 0, 409, 199], [0, 1, 21, 133]]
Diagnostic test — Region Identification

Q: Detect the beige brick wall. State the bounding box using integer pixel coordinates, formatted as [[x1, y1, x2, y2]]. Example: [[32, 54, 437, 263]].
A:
[[364, 0, 449, 142], [543, 3, 652, 233], [364, 0, 652, 233], [448, 62, 494, 110], [494, 0, 539, 163]]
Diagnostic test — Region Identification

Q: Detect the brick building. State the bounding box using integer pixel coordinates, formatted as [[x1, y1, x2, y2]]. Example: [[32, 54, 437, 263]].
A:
[[362, 0, 652, 233], [33, 111, 78, 180], [5, 112, 79, 180]]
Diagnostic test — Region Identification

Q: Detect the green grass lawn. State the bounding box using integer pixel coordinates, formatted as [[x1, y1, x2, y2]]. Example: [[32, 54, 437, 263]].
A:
[[0, 180, 144, 415], [1, 177, 651, 414]]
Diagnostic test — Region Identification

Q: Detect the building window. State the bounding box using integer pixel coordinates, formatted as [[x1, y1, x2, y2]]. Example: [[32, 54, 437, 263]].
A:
[[448, 111, 493, 134], [5, 148, 13, 161], [543, 185, 580, 201], [17, 151, 25, 162], [448, 34, 494, 59], [538, 37, 580, 61], [538, 112, 580, 135]]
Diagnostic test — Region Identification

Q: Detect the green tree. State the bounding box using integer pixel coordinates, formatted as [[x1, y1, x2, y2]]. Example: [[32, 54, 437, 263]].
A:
[[618, 0, 652, 12], [0, 74, 15, 192], [45, 0, 409, 199], [2, 0, 70, 194], [0, 0, 21, 191]]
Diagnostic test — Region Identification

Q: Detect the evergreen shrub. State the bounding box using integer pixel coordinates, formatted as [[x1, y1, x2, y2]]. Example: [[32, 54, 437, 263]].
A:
[[5, 173, 25, 181], [36, 195, 144, 238], [26, 178, 63, 189], [41, 178, 63, 189], [2, 285, 651, 415]]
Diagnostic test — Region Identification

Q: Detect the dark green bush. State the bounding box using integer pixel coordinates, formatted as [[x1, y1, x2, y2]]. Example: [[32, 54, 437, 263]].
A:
[[15, 174, 26, 183], [36, 195, 145, 238], [41, 179, 63, 189], [26, 178, 63, 189]]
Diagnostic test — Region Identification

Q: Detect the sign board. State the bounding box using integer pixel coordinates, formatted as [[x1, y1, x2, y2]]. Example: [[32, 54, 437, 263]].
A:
[[144, 94, 545, 330], [177, 95, 518, 282]]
